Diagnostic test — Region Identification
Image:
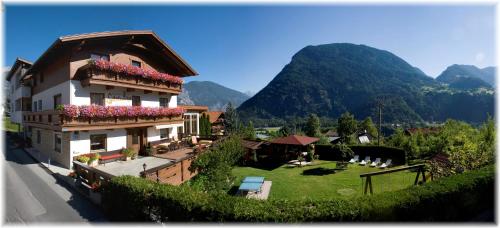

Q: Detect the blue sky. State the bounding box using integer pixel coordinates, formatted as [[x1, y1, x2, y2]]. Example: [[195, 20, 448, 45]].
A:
[[5, 4, 496, 94]]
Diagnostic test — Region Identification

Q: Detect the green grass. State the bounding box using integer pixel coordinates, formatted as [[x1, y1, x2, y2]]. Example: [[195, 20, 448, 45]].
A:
[[3, 117, 21, 132], [232, 160, 424, 200]]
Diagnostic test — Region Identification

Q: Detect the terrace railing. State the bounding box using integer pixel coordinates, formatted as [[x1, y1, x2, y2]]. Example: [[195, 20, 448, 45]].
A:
[[77, 63, 183, 94], [23, 110, 183, 131]]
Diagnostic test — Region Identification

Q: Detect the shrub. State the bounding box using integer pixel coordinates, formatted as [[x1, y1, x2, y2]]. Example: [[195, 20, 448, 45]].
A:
[[189, 136, 245, 192], [76, 155, 90, 164], [102, 165, 494, 222]]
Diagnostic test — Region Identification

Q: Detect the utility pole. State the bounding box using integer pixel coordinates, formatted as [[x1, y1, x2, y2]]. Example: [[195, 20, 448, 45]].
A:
[[377, 99, 383, 146]]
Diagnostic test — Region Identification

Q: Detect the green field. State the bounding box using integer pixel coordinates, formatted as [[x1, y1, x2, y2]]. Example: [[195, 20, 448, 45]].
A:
[[232, 160, 423, 200], [3, 117, 21, 132]]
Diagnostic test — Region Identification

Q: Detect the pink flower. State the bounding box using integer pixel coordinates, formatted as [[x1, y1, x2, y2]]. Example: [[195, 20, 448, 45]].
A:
[[88, 58, 183, 85], [62, 105, 80, 118]]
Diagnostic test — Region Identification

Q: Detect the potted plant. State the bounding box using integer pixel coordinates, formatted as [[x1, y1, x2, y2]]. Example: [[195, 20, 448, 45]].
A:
[[88, 153, 100, 167], [76, 155, 90, 164], [122, 148, 133, 161]]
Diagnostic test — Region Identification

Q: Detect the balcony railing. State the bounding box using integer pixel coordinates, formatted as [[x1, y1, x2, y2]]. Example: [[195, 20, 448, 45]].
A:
[[23, 109, 184, 131], [76, 62, 183, 94]]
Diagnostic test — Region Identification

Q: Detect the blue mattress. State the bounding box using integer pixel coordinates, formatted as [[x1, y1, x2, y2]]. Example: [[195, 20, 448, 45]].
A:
[[238, 182, 263, 192], [242, 176, 265, 183]]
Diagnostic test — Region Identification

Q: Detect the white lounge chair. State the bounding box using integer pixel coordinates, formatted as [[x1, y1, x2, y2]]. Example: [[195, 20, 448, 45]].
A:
[[359, 156, 371, 166], [370, 158, 381, 167], [380, 159, 392, 169], [349, 155, 359, 163]]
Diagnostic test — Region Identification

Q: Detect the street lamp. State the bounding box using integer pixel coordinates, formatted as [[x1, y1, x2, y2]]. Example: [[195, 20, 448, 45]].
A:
[[143, 163, 147, 173]]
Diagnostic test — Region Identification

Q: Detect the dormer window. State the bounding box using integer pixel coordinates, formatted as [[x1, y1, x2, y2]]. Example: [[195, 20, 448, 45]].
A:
[[131, 60, 141, 68], [90, 53, 110, 61]]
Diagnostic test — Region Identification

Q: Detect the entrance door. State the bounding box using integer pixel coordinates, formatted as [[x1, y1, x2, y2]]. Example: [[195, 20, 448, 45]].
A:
[[127, 128, 147, 155]]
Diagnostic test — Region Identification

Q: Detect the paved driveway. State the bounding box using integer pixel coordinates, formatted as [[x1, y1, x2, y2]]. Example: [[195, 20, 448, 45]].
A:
[[3, 134, 107, 223]]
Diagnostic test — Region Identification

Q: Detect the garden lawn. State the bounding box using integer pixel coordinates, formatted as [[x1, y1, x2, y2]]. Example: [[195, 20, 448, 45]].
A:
[[3, 117, 20, 132], [232, 160, 424, 200]]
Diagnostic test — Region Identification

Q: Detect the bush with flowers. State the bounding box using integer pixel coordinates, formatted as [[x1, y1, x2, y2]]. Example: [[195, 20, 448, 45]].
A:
[[89, 59, 183, 85], [59, 105, 185, 119]]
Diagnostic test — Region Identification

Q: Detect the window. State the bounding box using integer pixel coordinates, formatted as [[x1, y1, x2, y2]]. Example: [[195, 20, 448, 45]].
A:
[[90, 53, 110, 61], [38, 100, 42, 111], [132, 96, 141, 106], [33, 101, 37, 112], [160, 128, 170, 139], [90, 134, 106, 152], [54, 134, 61, 152], [131, 60, 141, 68], [53, 94, 62, 109], [184, 115, 190, 135], [36, 130, 41, 144], [192, 115, 198, 135], [159, 97, 169, 107], [33, 75, 37, 86], [40, 73, 44, 83], [90, 93, 105, 106]]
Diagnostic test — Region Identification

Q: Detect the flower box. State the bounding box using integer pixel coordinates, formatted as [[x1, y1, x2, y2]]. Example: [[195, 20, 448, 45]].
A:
[[117, 74, 137, 84], [90, 117, 116, 125], [137, 78, 155, 87]]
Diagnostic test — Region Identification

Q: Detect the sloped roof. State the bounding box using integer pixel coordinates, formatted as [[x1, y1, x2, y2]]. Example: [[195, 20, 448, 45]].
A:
[[325, 130, 338, 137], [241, 140, 267, 150], [270, 135, 319, 146], [26, 30, 197, 76], [6, 58, 32, 81], [179, 105, 209, 112], [205, 111, 224, 123]]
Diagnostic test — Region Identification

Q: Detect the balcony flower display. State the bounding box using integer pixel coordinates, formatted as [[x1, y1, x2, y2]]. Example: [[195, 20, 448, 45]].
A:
[[89, 59, 183, 85], [60, 105, 185, 119], [56, 104, 80, 118]]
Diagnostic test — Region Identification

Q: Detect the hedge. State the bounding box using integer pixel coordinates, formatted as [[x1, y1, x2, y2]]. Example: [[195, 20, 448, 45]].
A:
[[315, 145, 407, 165], [101, 165, 494, 222]]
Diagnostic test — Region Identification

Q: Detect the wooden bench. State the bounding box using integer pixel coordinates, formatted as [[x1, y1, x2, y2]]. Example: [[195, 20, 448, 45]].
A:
[[98, 150, 124, 164]]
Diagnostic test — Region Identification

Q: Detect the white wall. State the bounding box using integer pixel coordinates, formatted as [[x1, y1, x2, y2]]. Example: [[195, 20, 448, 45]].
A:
[[147, 123, 183, 142], [32, 80, 71, 111], [69, 80, 174, 107], [69, 129, 127, 156]]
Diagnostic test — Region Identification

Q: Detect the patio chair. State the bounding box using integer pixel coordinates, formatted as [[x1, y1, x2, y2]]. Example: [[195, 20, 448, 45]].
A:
[[380, 159, 392, 169], [349, 155, 359, 163], [370, 158, 381, 167], [359, 156, 371, 166]]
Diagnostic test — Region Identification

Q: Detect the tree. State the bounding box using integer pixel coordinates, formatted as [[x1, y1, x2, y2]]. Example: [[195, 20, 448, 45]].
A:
[[199, 113, 212, 137], [242, 121, 256, 140], [359, 117, 378, 139], [224, 102, 239, 135], [305, 113, 321, 137], [337, 112, 358, 144]]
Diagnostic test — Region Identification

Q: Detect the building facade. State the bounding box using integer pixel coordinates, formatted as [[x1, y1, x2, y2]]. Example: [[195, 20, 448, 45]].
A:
[[10, 30, 204, 168], [6, 58, 33, 130]]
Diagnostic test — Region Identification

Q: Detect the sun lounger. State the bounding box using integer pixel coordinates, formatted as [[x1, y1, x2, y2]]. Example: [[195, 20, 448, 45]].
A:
[[349, 155, 359, 163], [370, 158, 381, 167], [380, 159, 392, 169], [359, 156, 371, 166]]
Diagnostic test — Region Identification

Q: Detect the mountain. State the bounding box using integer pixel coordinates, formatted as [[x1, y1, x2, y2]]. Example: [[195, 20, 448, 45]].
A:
[[436, 64, 495, 88], [238, 43, 494, 124], [481, 66, 496, 86], [179, 81, 250, 111]]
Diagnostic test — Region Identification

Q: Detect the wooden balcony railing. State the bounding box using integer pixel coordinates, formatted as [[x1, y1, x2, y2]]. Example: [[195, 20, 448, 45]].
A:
[[76, 63, 183, 94], [23, 110, 184, 131]]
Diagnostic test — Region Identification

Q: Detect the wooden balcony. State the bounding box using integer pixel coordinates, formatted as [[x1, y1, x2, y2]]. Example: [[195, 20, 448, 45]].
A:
[[76, 64, 183, 94], [23, 110, 184, 131]]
